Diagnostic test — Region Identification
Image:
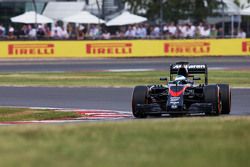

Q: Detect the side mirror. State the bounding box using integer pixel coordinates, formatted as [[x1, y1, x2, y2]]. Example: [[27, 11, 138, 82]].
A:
[[193, 76, 201, 80], [160, 77, 168, 81]]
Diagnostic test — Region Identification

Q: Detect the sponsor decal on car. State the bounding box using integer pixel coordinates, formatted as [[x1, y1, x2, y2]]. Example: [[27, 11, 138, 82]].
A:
[[172, 64, 206, 69], [164, 42, 210, 54], [170, 97, 180, 102], [86, 43, 132, 55], [8, 44, 55, 55]]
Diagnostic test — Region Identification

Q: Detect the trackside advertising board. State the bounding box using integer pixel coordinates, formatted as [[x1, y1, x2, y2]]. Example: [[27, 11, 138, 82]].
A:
[[0, 39, 250, 58]]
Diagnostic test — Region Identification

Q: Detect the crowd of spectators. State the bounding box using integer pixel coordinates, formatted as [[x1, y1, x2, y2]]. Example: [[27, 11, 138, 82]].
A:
[[0, 22, 247, 40]]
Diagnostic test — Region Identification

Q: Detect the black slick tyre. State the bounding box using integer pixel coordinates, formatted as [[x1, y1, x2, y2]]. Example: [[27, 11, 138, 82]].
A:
[[204, 85, 221, 116], [132, 86, 148, 118], [218, 84, 231, 114]]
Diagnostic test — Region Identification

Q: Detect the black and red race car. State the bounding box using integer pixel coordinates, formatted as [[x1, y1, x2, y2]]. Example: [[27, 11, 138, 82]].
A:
[[132, 62, 231, 118]]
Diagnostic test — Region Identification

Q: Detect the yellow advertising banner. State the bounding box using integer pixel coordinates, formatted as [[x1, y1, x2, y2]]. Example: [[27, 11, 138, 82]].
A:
[[0, 39, 249, 58]]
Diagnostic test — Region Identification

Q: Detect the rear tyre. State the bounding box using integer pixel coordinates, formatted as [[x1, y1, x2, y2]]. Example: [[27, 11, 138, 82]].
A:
[[132, 86, 148, 118], [204, 85, 221, 116], [218, 84, 231, 114]]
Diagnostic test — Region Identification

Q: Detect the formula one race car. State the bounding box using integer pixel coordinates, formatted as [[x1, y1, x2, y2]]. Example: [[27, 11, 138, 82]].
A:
[[132, 62, 231, 118]]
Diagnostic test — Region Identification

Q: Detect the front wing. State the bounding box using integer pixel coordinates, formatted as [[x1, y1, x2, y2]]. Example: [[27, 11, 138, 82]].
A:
[[135, 103, 213, 115]]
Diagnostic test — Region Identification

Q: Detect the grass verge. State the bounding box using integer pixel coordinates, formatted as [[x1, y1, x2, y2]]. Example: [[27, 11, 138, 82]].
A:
[[0, 70, 249, 87], [0, 108, 80, 122], [0, 116, 249, 167]]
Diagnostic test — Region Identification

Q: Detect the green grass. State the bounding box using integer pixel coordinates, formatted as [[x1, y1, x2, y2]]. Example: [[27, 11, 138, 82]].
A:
[[0, 116, 249, 167], [0, 108, 80, 122], [0, 70, 249, 87], [0, 70, 249, 166]]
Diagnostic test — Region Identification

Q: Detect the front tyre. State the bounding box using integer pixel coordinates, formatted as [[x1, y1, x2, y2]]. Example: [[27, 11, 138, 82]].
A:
[[204, 85, 222, 116], [132, 86, 148, 118], [218, 84, 231, 114]]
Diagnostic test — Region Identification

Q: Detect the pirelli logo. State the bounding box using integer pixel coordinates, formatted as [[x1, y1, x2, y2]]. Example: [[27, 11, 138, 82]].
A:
[[8, 44, 55, 55], [86, 43, 132, 55], [242, 41, 250, 52], [164, 42, 210, 54]]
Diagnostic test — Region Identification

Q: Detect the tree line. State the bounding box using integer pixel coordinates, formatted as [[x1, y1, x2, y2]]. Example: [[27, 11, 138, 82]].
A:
[[122, 0, 243, 23]]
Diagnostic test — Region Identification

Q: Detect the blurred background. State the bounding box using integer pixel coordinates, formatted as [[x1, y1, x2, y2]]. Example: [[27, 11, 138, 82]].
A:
[[0, 0, 250, 39]]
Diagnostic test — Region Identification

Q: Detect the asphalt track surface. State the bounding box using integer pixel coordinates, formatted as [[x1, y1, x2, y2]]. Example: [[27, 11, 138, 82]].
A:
[[0, 87, 248, 116], [0, 57, 249, 72], [0, 57, 249, 117]]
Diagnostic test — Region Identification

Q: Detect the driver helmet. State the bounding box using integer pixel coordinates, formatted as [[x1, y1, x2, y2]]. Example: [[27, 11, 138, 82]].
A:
[[175, 75, 186, 81]]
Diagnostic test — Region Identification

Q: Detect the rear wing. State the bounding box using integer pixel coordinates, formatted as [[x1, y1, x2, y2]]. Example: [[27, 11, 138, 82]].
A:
[[170, 63, 208, 85]]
